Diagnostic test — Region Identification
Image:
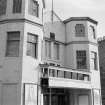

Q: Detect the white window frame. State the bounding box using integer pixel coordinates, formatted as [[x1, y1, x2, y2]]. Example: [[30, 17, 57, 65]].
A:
[[27, 33, 38, 58], [90, 25, 96, 39], [6, 31, 20, 57], [45, 40, 51, 59], [54, 42, 60, 60], [29, 0, 39, 17], [0, 0, 7, 15], [91, 51, 98, 70], [13, 0, 22, 13], [76, 50, 87, 69], [75, 24, 85, 37]]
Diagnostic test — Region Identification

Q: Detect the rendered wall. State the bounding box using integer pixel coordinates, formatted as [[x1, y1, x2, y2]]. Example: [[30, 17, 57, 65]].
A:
[[65, 44, 90, 70], [0, 0, 25, 21], [43, 11, 66, 66], [65, 21, 88, 43], [24, 0, 43, 25], [0, 22, 24, 105], [22, 22, 43, 83]]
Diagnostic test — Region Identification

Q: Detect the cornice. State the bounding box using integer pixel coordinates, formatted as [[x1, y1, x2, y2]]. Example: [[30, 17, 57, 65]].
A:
[[44, 37, 98, 46], [63, 17, 98, 25], [0, 18, 43, 27], [66, 41, 98, 46]]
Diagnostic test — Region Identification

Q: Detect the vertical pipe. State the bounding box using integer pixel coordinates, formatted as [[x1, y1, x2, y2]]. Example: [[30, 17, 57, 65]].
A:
[[52, 0, 53, 12], [51, 0, 53, 23], [50, 88, 52, 105], [91, 89, 94, 105], [37, 85, 39, 105], [48, 68, 49, 77]]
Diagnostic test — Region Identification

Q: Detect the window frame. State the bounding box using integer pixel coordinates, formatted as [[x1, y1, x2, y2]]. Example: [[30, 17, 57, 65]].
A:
[[13, 0, 22, 13], [27, 33, 38, 58], [76, 50, 87, 69], [90, 25, 96, 39], [45, 40, 51, 59], [91, 51, 98, 70], [54, 42, 60, 60], [0, 0, 7, 16], [29, 0, 39, 17], [75, 24, 85, 37], [6, 31, 20, 57]]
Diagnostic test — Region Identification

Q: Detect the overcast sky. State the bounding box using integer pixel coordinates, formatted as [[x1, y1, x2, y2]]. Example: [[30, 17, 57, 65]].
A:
[[46, 0, 105, 38]]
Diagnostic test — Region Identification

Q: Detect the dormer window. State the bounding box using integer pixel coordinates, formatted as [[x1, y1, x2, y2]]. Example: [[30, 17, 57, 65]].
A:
[[0, 0, 7, 16], [75, 24, 85, 37], [29, 0, 39, 17], [13, 0, 22, 13]]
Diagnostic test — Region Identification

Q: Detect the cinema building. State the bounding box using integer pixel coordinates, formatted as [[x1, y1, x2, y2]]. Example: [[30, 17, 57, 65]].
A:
[[0, 0, 101, 105]]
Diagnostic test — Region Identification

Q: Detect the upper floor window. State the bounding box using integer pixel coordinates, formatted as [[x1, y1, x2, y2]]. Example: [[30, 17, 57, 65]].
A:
[[0, 0, 7, 16], [13, 0, 22, 13], [54, 43, 60, 60], [75, 24, 85, 37], [76, 50, 87, 69], [6, 31, 20, 57], [27, 33, 38, 58], [91, 52, 97, 70], [45, 40, 51, 59], [90, 25, 96, 39], [29, 0, 39, 17]]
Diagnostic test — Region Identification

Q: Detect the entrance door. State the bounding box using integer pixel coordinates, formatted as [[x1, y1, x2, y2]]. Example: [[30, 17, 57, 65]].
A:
[[58, 95, 66, 105], [78, 95, 89, 105], [44, 94, 69, 105], [52, 95, 58, 105]]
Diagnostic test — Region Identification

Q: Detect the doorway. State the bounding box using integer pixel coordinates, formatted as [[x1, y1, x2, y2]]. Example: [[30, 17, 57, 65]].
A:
[[78, 95, 89, 105], [43, 88, 69, 105]]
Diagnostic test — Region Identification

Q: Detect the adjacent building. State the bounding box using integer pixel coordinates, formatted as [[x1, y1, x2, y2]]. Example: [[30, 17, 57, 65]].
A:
[[98, 37, 105, 105], [0, 0, 102, 105]]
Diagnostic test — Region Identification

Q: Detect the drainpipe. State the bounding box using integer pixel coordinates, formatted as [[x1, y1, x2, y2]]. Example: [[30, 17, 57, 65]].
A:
[[50, 88, 52, 105]]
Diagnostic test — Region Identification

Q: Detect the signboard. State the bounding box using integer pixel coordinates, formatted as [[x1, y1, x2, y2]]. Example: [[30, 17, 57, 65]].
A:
[[24, 84, 38, 105]]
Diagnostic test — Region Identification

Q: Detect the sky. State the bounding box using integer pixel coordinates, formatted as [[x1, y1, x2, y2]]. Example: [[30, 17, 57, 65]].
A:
[[46, 0, 105, 38]]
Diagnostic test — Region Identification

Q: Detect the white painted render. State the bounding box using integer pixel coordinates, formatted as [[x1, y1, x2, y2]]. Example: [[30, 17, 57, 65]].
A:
[[0, 0, 101, 105]]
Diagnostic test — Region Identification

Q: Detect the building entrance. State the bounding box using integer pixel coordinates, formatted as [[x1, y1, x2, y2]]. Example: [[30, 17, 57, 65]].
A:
[[43, 88, 69, 105]]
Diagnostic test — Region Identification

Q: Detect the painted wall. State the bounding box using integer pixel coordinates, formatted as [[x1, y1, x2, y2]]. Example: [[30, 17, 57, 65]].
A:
[[87, 21, 97, 43], [22, 22, 43, 83], [65, 20, 101, 90], [0, 0, 25, 21], [43, 11, 66, 42], [42, 11, 66, 66], [24, 0, 43, 25], [65, 44, 89, 70], [0, 22, 24, 105], [0, 0, 101, 105], [0, 0, 43, 25], [65, 21, 88, 43], [89, 44, 101, 89], [0, 22, 24, 82]]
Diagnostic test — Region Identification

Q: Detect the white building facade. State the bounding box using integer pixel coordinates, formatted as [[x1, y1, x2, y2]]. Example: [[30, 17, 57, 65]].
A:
[[0, 0, 101, 105]]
